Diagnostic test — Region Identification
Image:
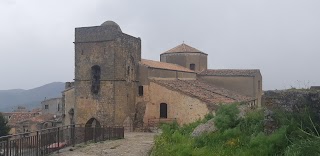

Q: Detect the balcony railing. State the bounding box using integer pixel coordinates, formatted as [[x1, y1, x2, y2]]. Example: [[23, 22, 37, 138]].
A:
[[0, 125, 124, 156]]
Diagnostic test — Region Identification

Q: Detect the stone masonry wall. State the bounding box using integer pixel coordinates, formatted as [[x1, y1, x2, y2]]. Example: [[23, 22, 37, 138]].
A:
[[142, 82, 210, 125], [160, 53, 207, 72], [262, 89, 320, 117], [74, 23, 141, 127]]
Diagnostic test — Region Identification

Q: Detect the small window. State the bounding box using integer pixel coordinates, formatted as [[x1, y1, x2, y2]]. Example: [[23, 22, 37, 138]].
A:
[[190, 64, 195, 70], [160, 103, 168, 118], [57, 103, 60, 111], [138, 86, 143, 96], [258, 80, 261, 90], [45, 105, 49, 109]]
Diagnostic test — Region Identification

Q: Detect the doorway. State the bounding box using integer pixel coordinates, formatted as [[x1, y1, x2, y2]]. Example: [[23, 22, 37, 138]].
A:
[[160, 103, 168, 118]]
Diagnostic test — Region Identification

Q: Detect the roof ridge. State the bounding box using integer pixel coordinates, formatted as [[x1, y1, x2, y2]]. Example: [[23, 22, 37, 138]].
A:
[[161, 43, 206, 54]]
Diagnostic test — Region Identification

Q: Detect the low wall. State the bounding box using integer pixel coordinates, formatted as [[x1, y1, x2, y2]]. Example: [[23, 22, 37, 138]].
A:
[[262, 89, 320, 117]]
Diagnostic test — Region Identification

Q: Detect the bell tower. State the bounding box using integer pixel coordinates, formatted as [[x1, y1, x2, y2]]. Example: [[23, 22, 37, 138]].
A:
[[73, 21, 141, 126]]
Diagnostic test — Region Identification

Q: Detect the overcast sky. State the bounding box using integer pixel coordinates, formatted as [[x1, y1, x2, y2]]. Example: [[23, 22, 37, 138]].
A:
[[0, 0, 319, 90]]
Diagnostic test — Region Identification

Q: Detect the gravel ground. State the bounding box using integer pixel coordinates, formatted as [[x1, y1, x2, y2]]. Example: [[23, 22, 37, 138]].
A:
[[50, 132, 156, 156]]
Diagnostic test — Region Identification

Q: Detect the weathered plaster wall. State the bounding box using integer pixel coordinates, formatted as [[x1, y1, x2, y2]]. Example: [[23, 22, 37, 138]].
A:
[[253, 73, 263, 107], [63, 88, 75, 125], [41, 98, 62, 115], [199, 76, 254, 96], [160, 53, 207, 72], [199, 75, 262, 106], [142, 82, 210, 125], [138, 64, 197, 86]]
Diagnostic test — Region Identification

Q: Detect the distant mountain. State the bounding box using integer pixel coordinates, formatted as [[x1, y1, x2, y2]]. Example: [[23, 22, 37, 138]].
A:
[[0, 82, 65, 112]]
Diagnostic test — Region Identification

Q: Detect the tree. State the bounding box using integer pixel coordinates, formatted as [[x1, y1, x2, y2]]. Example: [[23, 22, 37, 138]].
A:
[[0, 113, 10, 137]]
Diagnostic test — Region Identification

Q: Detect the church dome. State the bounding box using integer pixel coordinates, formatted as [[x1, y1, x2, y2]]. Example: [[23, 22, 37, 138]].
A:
[[100, 20, 122, 32]]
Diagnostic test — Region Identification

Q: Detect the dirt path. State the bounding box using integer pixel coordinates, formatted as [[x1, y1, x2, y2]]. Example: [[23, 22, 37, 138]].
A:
[[51, 132, 156, 156]]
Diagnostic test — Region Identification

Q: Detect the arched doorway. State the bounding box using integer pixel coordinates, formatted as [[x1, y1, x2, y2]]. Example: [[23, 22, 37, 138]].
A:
[[85, 118, 101, 142], [160, 103, 168, 118], [85, 118, 101, 128]]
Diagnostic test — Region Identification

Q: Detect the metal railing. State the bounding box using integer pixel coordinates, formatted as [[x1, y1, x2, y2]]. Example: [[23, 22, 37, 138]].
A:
[[0, 125, 124, 156]]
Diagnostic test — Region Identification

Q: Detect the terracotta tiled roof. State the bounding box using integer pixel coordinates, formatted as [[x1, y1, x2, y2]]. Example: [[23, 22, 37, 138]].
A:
[[161, 43, 207, 54], [199, 69, 260, 77], [27, 114, 55, 123], [153, 79, 253, 110], [140, 59, 194, 73], [4, 112, 34, 126]]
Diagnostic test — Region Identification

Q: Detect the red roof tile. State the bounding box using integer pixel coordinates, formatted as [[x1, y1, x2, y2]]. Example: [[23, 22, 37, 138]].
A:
[[153, 79, 253, 111], [140, 59, 194, 73], [27, 114, 55, 123], [4, 112, 34, 126]]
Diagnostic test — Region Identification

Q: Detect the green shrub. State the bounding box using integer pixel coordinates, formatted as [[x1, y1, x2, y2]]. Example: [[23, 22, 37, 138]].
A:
[[178, 120, 202, 136], [152, 103, 320, 156], [284, 138, 320, 156], [239, 109, 264, 135], [203, 113, 214, 121], [214, 103, 240, 131]]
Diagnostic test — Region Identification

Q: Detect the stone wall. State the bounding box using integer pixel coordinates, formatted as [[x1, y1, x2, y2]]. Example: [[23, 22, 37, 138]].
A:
[[262, 89, 320, 117], [199, 74, 262, 107], [138, 64, 197, 86], [160, 53, 207, 72], [62, 88, 75, 125], [74, 22, 141, 128], [142, 82, 210, 125]]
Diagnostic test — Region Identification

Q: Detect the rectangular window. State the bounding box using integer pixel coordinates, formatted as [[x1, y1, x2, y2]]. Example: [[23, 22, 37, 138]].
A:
[[138, 86, 143, 96], [190, 64, 195, 70], [45, 105, 49, 109], [258, 81, 261, 90]]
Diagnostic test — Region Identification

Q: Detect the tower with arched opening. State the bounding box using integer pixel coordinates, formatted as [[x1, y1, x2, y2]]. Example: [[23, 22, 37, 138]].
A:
[[74, 21, 141, 127]]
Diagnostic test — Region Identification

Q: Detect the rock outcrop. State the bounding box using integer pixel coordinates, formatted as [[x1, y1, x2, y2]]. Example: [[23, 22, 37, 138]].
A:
[[191, 119, 217, 137], [262, 89, 320, 117]]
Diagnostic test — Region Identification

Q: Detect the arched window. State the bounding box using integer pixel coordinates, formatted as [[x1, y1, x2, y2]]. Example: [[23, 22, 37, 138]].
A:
[[91, 65, 101, 94], [160, 103, 168, 118], [190, 64, 195, 70]]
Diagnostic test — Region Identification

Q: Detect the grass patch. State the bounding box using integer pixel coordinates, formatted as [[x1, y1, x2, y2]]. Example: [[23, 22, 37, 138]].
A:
[[152, 103, 320, 156]]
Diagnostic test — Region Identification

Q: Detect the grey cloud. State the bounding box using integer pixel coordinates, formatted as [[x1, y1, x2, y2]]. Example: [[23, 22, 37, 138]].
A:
[[0, 0, 319, 90]]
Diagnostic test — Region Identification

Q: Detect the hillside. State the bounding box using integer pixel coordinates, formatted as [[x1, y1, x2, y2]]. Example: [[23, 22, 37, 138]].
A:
[[0, 82, 65, 112]]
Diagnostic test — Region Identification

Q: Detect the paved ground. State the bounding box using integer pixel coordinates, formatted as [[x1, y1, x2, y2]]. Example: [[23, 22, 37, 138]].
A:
[[50, 132, 156, 156]]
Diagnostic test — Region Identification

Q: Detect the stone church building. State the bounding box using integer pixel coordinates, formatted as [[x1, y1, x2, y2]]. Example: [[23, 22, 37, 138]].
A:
[[62, 21, 262, 130]]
